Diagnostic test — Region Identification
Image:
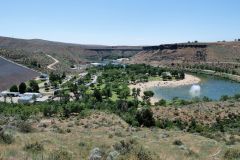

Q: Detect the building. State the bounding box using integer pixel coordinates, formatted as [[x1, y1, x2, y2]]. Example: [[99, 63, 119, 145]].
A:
[[18, 96, 33, 104], [0, 91, 19, 97], [39, 73, 49, 81], [23, 92, 42, 98]]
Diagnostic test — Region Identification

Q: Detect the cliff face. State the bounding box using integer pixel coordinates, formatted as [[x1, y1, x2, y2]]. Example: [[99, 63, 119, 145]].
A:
[[142, 43, 207, 51], [130, 42, 240, 65]]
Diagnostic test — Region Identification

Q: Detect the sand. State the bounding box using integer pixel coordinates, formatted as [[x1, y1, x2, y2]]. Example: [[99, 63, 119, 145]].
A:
[[129, 74, 201, 104]]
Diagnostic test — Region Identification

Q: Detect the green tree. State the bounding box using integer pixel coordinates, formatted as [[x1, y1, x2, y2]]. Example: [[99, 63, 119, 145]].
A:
[[119, 87, 130, 100], [143, 91, 154, 101], [19, 82, 27, 94], [132, 88, 137, 99], [29, 80, 39, 92], [157, 99, 167, 106], [93, 89, 102, 102], [69, 84, 80, 100], [102, 84, 112, 98], [136, 108, 155, 127], [136, 88, 141, 97], [62, 72, 66, 79], [10, 85, 18, 92]]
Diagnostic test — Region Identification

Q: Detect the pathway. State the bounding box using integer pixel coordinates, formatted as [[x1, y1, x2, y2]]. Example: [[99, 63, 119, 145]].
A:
[[46, 54, 59, 70]]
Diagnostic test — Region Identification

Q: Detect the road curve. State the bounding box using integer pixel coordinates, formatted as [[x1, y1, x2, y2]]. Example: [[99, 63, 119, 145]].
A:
[[46, 54, 59, 70]]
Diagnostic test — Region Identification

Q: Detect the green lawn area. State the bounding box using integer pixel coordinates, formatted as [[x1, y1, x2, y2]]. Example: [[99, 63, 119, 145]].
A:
[[110, 91, 118, 101], [107, 91, 134, 102], [149, 76, 162, 81]]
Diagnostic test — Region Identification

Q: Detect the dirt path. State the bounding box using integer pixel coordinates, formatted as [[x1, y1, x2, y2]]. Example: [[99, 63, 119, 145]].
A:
[[46, 54, 59, 70], [208, 146, 222, 159]]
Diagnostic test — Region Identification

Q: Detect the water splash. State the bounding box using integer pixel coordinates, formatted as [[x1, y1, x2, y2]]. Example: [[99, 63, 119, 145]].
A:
[[189, 85, 201, 97]]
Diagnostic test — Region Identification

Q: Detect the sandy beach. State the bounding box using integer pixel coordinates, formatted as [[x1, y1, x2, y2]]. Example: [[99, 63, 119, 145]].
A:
[[129, 74, 201, 104]]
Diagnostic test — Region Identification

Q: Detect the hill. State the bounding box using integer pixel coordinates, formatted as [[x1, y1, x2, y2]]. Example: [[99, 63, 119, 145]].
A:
[[0, 36, 142, 72], [130, 42, 240, 64], [128, 42, 240, 75]]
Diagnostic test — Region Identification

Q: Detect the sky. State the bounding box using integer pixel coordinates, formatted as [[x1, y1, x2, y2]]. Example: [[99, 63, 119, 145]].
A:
[[0, 0, 239, 46]]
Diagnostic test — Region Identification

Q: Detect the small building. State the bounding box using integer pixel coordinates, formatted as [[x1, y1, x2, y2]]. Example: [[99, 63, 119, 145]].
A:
[[91, 63, 103, 66], [39, 73, 49, 81], [36, 96, 49, 102], [18, 96, 33, 104], [0, 91, 19, 97], [23, 93, 42, 98], [116, 58, 129, 62]]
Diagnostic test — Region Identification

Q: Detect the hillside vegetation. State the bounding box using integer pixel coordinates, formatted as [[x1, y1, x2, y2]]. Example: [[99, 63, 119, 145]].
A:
[[0, 36, 141, 72], [129, 42, 240, 76]]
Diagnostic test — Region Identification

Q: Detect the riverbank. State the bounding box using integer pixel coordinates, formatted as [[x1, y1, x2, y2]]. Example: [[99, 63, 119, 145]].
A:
[[129, 74, 201, 104], [186, 69, 240, 83]]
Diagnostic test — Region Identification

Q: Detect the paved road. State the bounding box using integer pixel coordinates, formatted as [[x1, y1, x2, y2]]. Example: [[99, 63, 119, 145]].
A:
[[46, 54, 59, 70]]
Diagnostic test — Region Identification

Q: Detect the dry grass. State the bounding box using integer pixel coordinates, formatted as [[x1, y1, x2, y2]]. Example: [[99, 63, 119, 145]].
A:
[[153, 101, 240, 125], [0, 111, 239, 160]]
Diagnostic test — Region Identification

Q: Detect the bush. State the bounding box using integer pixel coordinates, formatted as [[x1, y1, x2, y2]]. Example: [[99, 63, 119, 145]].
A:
[[24, 142, 44, 152], [220, 95, 229, 101], [224, 149, 240, 160], [10, 85, 18, 92], [156, 99, 167, 106], [136, 108, 155, 127], [48, 149, 72, 160], [0, 130, 14, 144], [51, 125, 65, 134], [155, 119, 173, 129], [173, 140, 183, 146], [135, 147, 153, 160], [113, 139, 136, 154], [17, 121, 33, 133]]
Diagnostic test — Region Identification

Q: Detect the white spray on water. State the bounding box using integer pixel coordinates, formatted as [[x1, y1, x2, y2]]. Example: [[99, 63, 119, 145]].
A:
[[189, 85, 201, 97]]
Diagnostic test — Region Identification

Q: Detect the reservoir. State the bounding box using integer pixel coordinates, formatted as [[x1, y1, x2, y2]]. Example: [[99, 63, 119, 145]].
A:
[[151, 74, 240, 100]]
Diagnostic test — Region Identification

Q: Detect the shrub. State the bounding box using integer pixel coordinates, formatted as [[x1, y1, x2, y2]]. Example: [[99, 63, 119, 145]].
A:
[[79, 141, 87, 147], [173, 140, 183, 146], [135, 147, 153, 160], [157, 99, 167, 106], [51, 125, 65, 134], [0, 130, 14, 144], [17, 121, 33, 133], [156, 119, 173, 129], [24, 142, 44, 152], [224, 149, 240, 160], [136, 108, 155, 127], [10, 85, 18, 92], [220, 95, 229, 101], [48, 149, 72, 160], [113, 139, 135, 154]]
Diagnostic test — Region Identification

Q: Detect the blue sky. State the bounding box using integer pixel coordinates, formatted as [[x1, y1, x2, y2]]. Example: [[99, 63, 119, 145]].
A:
[[0, 0, 239, 45]]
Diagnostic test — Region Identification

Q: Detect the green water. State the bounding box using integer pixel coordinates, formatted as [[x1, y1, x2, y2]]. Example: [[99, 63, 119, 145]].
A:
[[150, 75, 240, 100]]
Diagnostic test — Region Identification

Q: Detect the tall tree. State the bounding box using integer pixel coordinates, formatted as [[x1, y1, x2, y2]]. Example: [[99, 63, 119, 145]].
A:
[[143, 91, 154, 101], [29, 80, 39, 92], [132, 88, 137, 99], [19, 82, 27, 94], [93, 89, 102, 102], [136, 88, 141, 97]]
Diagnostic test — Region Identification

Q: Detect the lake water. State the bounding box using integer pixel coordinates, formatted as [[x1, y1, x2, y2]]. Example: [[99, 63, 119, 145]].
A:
[[150, 74, 240, 100]]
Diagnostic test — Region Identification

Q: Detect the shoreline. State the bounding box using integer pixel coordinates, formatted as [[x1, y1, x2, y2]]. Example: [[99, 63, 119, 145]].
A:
[[129, 74, 201, 104]]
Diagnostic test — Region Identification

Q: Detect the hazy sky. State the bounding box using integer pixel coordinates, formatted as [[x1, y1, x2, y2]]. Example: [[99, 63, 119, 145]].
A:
[[0, 0, 239, 45]]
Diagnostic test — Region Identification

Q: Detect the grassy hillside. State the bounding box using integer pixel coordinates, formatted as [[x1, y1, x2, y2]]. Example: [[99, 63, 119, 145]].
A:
[[1, 109, 238, 160], [0, 36, 141, 72]]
